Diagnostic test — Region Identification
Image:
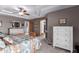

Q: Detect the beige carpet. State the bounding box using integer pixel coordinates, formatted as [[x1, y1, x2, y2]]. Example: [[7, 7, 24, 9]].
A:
[[36, 40, 69, 53]]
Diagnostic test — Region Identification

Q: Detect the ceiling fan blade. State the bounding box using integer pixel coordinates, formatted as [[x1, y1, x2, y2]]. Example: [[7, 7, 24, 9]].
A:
[[25, 13, 30, 15]]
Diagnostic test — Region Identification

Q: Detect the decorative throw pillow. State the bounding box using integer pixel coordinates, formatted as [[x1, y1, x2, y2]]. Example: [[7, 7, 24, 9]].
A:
[[0, 32, 5, 37], [3, 36, 13, 45], [0, 39, 6, 48]]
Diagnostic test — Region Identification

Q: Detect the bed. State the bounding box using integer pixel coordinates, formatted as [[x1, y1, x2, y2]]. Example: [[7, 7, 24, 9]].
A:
[[0, 33, 42, 53]]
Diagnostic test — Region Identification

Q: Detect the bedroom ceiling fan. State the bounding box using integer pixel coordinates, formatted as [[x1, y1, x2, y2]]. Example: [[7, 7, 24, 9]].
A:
[[1, 6, 30, 16], [18, 7, 30, 16]]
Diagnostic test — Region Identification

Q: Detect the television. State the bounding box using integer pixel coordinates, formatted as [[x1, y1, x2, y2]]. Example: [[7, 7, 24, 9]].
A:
[[12, 22, 20, 28]]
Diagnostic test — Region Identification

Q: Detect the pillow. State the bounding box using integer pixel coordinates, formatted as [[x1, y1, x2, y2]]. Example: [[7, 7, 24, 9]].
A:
[[12, 36, 25, 43], [0, 39, 6, 48], [0, 32, 5, 37], [3, 36, 13, 45], [0, 32, 3, 34]]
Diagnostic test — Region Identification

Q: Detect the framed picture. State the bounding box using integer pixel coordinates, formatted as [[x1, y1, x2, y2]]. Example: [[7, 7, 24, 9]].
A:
[[0, 21, 2, 27], [59, 18, 67, 24], [12, 21, 20, 28]]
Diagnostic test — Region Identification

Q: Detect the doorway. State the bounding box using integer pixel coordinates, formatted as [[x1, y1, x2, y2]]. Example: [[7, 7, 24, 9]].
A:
[[40, 18, 47, 39]]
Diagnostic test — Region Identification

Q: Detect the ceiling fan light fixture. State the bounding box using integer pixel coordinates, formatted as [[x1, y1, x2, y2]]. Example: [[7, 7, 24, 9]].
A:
[[19, 12, 24, 16]]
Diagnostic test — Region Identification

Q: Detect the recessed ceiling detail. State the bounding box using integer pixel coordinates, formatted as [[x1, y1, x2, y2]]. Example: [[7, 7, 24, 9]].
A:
[[0, 5, 76, 19]]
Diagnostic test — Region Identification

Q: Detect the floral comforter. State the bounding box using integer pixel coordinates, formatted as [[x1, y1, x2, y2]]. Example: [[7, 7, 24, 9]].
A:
[[0, 34, 41, 53]]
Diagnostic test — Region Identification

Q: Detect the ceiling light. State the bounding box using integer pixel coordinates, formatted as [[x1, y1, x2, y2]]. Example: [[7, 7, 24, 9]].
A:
[[19, 12, 24, 16]]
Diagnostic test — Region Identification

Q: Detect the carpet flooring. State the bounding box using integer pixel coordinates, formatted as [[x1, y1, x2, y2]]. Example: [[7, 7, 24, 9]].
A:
[[36, 40, 70, 53]]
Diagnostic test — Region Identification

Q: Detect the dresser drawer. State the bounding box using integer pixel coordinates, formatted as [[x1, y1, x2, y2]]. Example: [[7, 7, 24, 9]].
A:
[[61, 43, 71, 50]]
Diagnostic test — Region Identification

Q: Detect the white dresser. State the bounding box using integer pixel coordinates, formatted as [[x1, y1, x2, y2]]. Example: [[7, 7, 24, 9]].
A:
[[53, 26, 73, 52], [9, 28, 24, 35]]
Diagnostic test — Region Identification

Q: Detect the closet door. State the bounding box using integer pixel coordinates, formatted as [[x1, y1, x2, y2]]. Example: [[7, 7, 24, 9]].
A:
[[29, 21, 33, 33]]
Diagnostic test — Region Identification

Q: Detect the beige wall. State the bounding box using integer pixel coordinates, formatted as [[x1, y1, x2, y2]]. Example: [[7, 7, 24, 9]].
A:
[[0, 15, 25, 33], [47, 6, 79, 46]]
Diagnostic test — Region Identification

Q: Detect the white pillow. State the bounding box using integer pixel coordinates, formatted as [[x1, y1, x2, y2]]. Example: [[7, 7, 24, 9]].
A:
[[0, 39, 6, 48]]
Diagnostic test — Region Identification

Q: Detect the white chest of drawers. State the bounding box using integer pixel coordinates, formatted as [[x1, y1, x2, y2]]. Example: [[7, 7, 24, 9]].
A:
[[53, 26, 73, 52], [9, 28, 24, 35]]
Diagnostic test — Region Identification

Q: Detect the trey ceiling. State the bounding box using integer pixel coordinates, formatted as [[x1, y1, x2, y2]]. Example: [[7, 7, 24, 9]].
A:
[[0, 5, 76, 19]]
